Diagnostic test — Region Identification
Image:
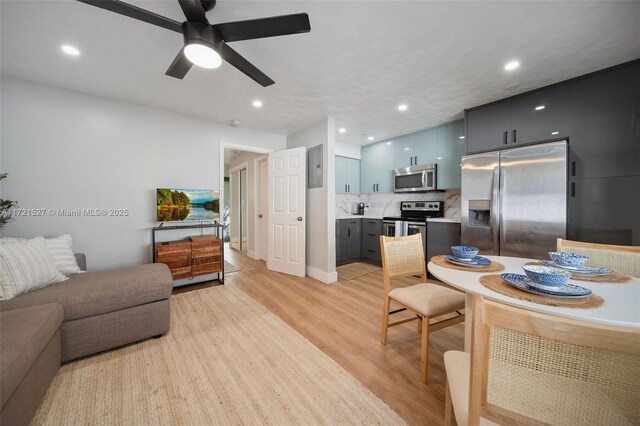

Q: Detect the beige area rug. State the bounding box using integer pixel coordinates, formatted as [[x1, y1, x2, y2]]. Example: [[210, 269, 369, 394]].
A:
[[33, 286, 405, 425], [224, 260, 240, 274], [337, 262, 381, 281]]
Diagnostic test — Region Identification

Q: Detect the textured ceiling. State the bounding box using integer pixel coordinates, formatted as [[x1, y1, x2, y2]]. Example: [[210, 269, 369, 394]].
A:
[[1, 1, 639, 146]]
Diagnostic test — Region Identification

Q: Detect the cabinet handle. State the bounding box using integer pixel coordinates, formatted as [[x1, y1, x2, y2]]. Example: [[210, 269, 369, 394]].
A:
[[414, 156, 418, 165], [410, 157, 413, 166], [348, 184, 350, 192], [571, 182, 575, 197], [348, 229, 351, 237], [512, 129, 517, 144], [368, 250, 375, 253], [503, 131, 508, 145], [376, 184, 379, 192], [571, 161, 576, 177], [373, 184, 375, 192], [368, 233, 375, 237], [344, 184, 347, 192]]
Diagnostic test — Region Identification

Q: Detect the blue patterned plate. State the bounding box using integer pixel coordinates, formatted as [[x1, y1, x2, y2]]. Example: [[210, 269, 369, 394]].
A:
[[500, 273, 592, 298], [539, 260, 613, 276], [446, 255, 492, 267]]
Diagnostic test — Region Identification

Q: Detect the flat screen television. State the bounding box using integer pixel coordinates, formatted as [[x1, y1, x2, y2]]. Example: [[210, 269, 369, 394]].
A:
[[156, 188, 220, 222]]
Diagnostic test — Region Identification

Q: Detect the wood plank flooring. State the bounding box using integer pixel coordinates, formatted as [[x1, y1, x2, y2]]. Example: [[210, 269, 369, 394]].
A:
[[173, 247, 464, 425]]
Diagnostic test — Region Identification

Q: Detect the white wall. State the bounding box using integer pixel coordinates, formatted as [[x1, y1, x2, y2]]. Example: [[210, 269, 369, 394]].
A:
[[0, 76, 286, 270], [335, 142, 361, 159], [287, 117, 337, 284], [228, 151, 264, 257]]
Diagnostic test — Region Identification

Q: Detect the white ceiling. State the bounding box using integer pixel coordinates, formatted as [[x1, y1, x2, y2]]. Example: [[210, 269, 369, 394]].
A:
[[2, 1, 639, 146]]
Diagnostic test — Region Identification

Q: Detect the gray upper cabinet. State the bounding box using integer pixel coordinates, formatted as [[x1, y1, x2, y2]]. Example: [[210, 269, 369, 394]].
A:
[[511, 84, 570, 145], [569, 63, 640, 179], [465, 83, 570, 153], [465, 100, 512, 153]]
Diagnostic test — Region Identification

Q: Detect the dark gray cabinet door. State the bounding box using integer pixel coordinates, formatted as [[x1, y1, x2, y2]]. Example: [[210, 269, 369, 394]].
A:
[[465, 100, 511, 154], [569, 63, 640, 179], [568, 176, 639, 246], [336, 220, 349, 262], [511, 84, 570, 145], [426, 222, 461, 262], [346, 219, 361, 259]]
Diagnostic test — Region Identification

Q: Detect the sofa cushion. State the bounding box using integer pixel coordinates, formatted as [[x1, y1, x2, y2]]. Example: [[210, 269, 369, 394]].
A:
[[0, 303, 64, 409], [0, 264, 172, 321]]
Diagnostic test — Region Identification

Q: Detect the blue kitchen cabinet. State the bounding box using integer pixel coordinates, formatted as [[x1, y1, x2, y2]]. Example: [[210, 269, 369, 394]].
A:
[[436, 120, 465, 189], [335, 155, 360, 193], [361, 140, 395, 193], [394, 134, 415, 168], [413, 128, 439, 166]]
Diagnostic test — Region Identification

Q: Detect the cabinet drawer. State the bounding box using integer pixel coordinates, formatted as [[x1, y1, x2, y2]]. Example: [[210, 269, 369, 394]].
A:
[[192, 262, 222, 276], [362, 237, 380, 252], [169, 266, 192, 280], [362, 219, 382, 233], [155, 242, 191, 257], [158, 257, 191, 269]]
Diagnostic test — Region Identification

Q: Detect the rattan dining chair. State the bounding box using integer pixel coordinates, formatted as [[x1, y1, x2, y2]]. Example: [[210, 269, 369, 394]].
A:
[[444, 295, 640, 426], [557, 238, 640, 278], [379, 234, 465, 384]]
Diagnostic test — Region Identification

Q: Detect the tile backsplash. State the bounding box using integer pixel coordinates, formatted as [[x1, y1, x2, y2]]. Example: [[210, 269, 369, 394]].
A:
[[336, 189, 461, 219]]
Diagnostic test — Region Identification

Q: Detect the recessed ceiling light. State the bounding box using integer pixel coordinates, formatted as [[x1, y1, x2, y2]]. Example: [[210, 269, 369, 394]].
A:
[[61, 45, 80, 56], [398, 104, 408, 111], [459, 136, 465, 140], [368, 136, 374, 141], [551, 131, 559, 135], [184, 43, 222, 69], [252, 100, 263, 108], [338, 127, 346, 133], [535, 105, 546, 111], [386, 142, 392, 145], [504, 60, 520, 71]]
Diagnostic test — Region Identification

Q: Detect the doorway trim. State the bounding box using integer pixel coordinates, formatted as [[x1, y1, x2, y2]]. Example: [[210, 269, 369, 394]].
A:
[[253, 155, 268, 261], [219, 141, 273, 260], [229, 162, 248, 254]]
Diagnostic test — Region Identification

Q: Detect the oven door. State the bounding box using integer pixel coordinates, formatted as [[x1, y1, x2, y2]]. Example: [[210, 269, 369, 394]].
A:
[[383, 220, 426, 239]]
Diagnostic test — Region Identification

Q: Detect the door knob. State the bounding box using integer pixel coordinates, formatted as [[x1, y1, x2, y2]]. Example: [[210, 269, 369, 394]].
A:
[[297, 216, 303, 221], [258, 214, 263, 218]]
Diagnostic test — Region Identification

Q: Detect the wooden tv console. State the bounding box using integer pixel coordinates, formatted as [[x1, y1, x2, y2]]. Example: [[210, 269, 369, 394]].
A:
[[152, 224, 224, 283]]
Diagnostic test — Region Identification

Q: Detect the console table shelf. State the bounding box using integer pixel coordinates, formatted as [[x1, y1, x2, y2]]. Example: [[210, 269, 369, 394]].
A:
[[152, 223, 224, 284]]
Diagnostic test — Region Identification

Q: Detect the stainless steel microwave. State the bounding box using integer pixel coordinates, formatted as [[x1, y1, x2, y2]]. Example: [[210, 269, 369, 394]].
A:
[[393, 164, 437, 193]]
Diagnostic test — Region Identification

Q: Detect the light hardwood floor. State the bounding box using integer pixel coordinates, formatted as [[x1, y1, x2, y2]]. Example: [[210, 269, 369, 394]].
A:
[[174, 247, 464, 425]]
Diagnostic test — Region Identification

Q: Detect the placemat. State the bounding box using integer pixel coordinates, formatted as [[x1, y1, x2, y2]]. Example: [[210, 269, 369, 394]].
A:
[[480, 274, 604, 308], [431, 255, 505, 272], [524, 261, 632, 283]]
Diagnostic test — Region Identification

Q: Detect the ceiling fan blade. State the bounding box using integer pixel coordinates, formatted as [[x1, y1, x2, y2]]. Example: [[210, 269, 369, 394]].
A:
[[219, 43, 274, 87], [178, 0, 208, 24], [213, 13, 310, 43], [76, 0, 182, 34], [165, 49, 193, 79]]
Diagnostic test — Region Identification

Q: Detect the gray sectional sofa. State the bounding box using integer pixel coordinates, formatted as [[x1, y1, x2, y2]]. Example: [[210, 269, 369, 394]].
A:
[[0, 255, 173, 426]]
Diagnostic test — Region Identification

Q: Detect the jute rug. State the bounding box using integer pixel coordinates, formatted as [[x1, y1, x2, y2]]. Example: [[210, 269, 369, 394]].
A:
[[337, 262, 381, 281], [33, 286, 405, 425]]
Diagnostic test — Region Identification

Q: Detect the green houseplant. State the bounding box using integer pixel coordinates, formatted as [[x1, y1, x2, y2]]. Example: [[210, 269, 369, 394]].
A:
[[0, 173, 18, 228]]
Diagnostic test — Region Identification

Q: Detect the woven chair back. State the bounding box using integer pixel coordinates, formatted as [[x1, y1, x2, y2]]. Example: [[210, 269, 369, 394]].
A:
[[469, 296, 640, 426], [379, 234, 426, 294], [557, 238, 640, 278]]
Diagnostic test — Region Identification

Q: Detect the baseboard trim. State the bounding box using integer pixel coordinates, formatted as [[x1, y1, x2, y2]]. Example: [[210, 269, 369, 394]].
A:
[[247, 249, 258, 260], [306, 266, 338, 284]]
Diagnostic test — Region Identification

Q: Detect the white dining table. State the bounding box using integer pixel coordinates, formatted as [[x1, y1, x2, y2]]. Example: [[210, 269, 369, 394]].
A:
[[428, 255, 640, 351]]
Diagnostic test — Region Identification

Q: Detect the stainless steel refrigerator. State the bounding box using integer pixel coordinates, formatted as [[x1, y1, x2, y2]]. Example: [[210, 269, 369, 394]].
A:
[[461, 141, 568, 259]]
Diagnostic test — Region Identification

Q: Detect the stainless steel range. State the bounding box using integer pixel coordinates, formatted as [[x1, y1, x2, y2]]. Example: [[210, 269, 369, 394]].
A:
[[382, 201, 444, 242]]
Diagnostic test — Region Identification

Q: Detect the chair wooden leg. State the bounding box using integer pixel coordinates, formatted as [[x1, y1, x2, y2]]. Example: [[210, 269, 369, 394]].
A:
[[416, 316, 422, 334], [445, 377, 454, 426], [421, 315, 430, 384], [380, 296, 390, 344]]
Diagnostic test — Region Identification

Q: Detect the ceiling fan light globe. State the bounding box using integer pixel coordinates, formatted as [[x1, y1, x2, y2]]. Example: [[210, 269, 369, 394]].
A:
[[184, 43, 222, 69]]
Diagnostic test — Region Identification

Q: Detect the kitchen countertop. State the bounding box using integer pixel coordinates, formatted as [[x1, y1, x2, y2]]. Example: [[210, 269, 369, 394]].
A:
[[426, 217, 461, 224], [335, 215, 383, 220]]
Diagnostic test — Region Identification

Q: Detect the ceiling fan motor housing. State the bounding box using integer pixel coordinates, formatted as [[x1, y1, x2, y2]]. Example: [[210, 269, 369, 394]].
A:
[[182, 20, 222, 50]]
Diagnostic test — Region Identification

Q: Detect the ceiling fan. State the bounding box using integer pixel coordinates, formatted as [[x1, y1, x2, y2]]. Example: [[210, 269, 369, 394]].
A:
[[76, 0, 311, 86]]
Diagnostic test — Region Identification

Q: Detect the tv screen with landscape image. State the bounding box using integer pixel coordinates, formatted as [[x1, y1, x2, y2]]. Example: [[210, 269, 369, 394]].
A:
[[156, 188, 220, 222]]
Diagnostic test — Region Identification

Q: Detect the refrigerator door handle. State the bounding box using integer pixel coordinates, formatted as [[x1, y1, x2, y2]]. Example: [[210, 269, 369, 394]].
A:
[[491, 165, 500, 254]]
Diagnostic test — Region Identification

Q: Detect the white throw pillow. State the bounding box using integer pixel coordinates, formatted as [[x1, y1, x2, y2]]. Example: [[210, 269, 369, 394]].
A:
[[0, 237, 68, 300], [45, 234, 83, 276]]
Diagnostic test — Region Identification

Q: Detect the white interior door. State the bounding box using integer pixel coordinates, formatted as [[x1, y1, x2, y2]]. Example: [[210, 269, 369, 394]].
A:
[[259, 159, 268, 261], [267, 147, 306, 277]]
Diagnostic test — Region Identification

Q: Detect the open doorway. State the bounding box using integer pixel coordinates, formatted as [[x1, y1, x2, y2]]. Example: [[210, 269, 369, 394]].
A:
[[222, 146, 269, 260]]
